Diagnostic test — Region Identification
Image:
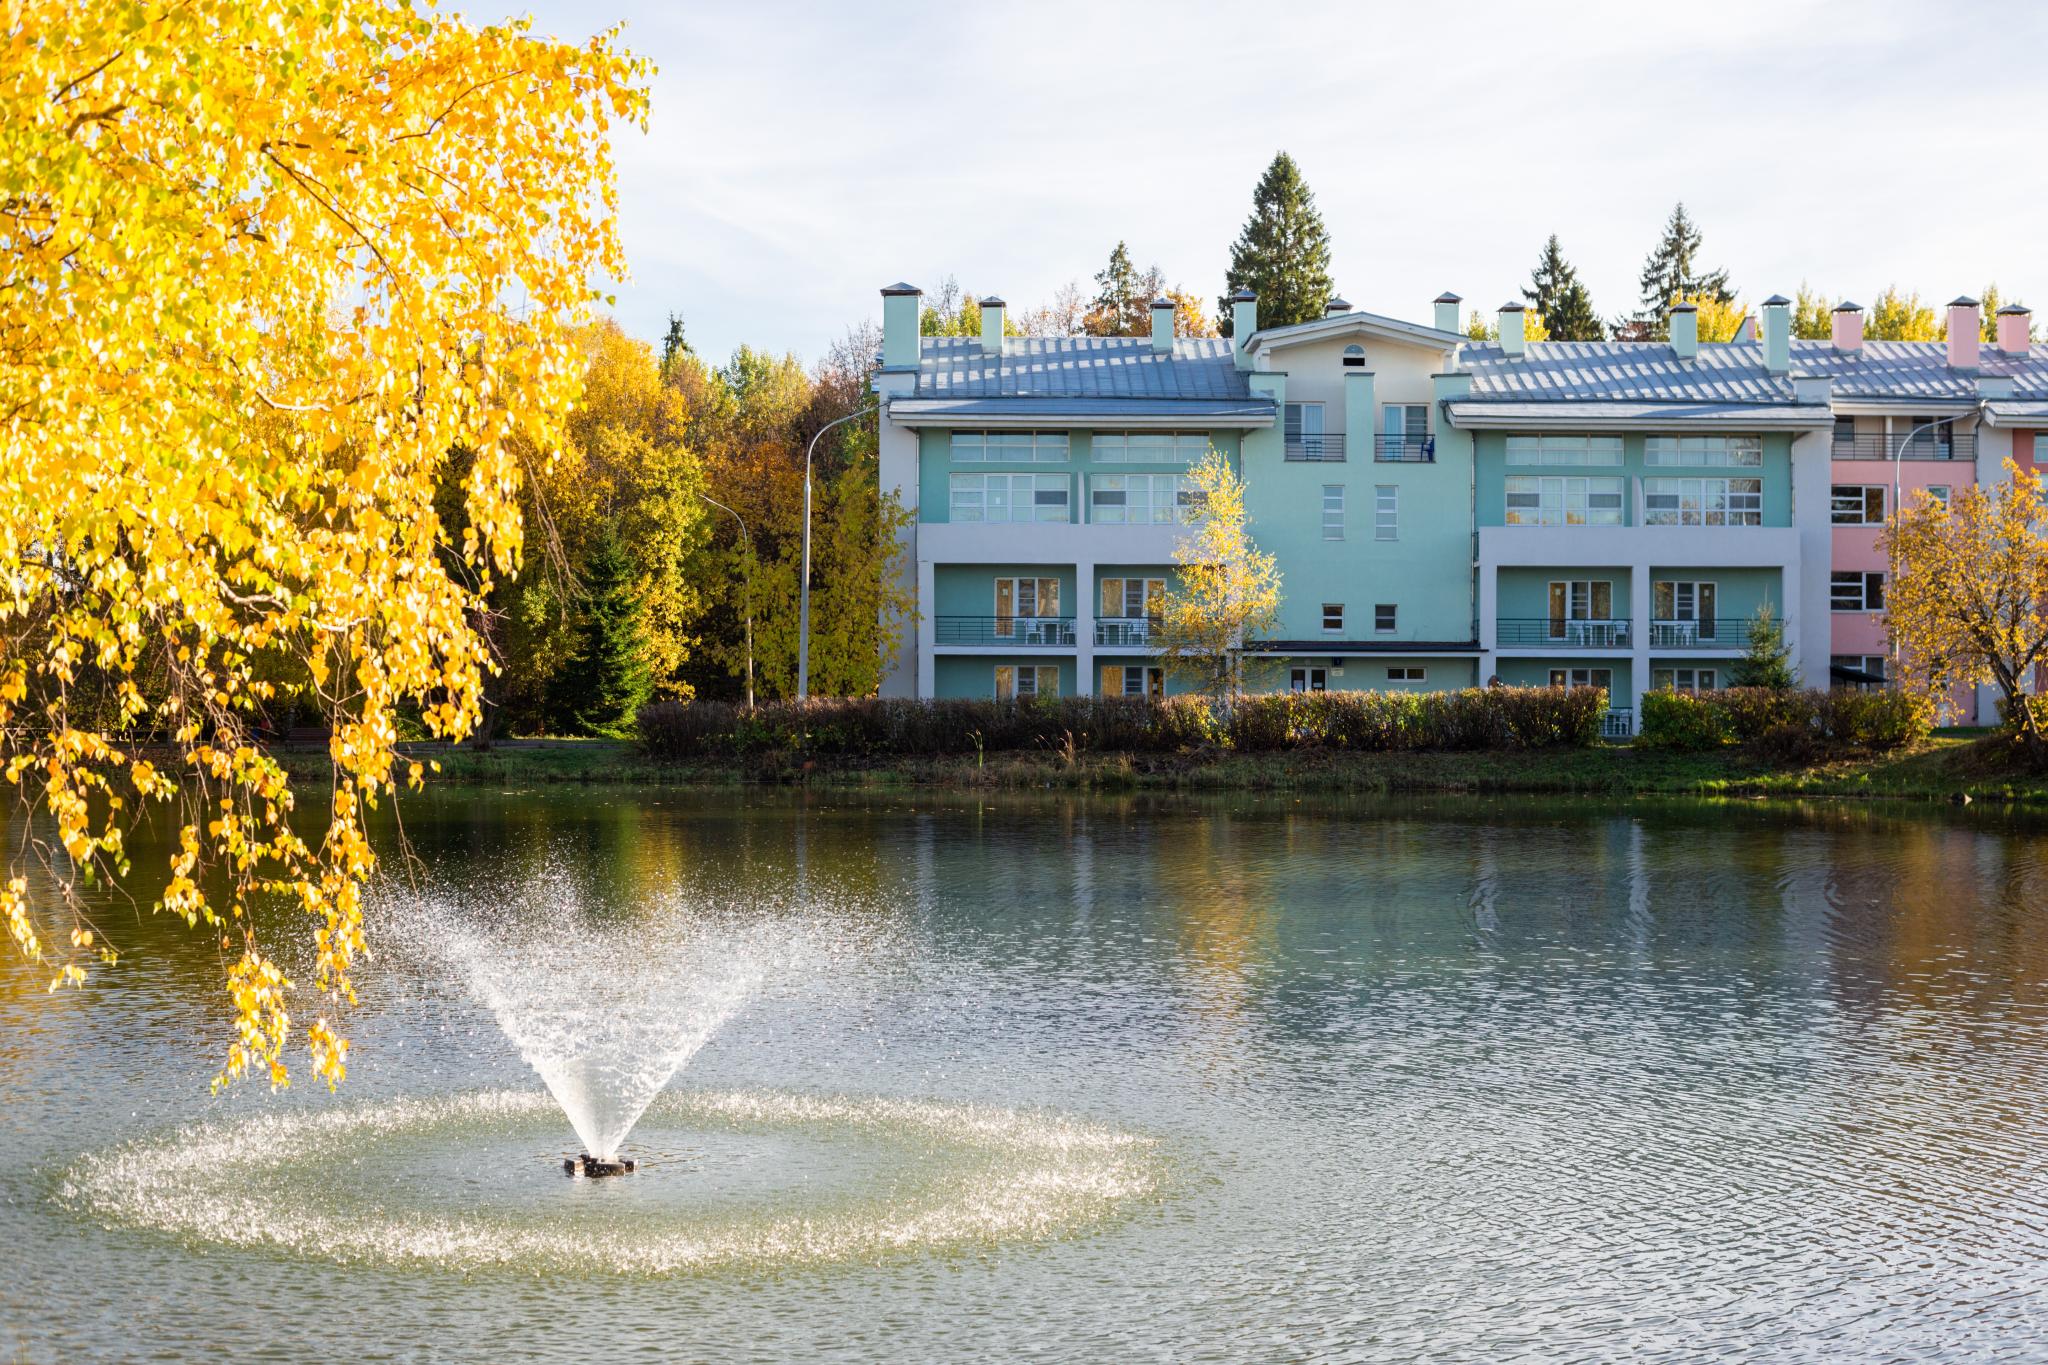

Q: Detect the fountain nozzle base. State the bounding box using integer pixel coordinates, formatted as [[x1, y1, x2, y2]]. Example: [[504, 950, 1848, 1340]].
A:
[[564, 1154, 636, 1178]]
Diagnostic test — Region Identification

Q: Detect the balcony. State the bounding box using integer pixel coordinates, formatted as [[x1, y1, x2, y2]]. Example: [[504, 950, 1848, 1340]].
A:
[[1496, 618, 1632, 648], [1095, 617, 1157, 648], [1375, 433, 1435, 463], [1283, 433, 1345, 462], [1832, 432, 1974, 462], [1601, 708, 1634, 739], [933, 616, 1076, 647], [1648, 618, 1753, 650]]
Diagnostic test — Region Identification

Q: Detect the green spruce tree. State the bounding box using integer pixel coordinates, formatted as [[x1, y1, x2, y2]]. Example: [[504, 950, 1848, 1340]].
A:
[[1085, 241, 1148, 336], [658, 312, 691, 379], [548, 525, 653, 736], [1729, 602, 1796, 689], [1218, 152, 1333, 334], [1522, 234, 1603, 340], [1627, 202, 1733, 339]]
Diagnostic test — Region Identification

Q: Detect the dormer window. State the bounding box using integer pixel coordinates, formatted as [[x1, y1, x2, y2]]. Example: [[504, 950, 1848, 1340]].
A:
[[1341, 344, 1366, 369]]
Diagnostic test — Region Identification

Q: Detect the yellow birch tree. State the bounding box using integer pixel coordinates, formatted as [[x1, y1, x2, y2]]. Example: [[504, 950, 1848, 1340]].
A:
[[1882, 464, 2048, 763], [1, 1, 648, 1087], [1156, 450, 1281, 701]]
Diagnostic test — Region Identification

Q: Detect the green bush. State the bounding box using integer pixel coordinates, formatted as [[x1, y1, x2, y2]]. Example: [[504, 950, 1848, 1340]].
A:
[[1637, 689, 1730, 751], [637, 686, 1606, 759]]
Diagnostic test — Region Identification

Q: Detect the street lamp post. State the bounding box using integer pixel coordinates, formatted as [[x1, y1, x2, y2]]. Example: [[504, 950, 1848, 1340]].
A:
[[697, 491, 755, 709], [797, 403, 878, 703], [1884, 415, 1961, 680]]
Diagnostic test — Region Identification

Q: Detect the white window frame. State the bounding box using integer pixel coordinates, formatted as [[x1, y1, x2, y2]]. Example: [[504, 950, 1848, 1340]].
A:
[[1321, 602, 1344, 634], [1289, 667, 1328, 693], [1651, 667, 1718, 694], [1546, 579, 1615, 638], [949, 472, 1070, 524], [993, 577, 1062, 638], [1322, 484, 1345, 540], [1831, 484, 1886, 526], [1090, 432, 1210, 465], [1100, 576, 1168, 620], [1924, 485, 1951, 510], [1652, 579, 1719, 640], [1374, 603, 1397, 634], [1831, 571, 1885, 612], [994, 664, 1061, 699], [1374, 484, 1398, 540], [1643, 435, 1763, 467], [1383, 403, 1429, 437], [1642, 476, 1762, 527], [1504, 434, 1624, 466], [1089, 473, 1196, 525], [1504, 475, 1625, 526], [1386, 666, 1426, 682], [1102, 663, 1164, 698], [950, 431, 1070, 463], [1548, 668, 1614, 691]]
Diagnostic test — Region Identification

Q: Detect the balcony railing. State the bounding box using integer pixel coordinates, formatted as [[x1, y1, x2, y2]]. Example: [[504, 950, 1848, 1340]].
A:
[[1283, 433, 1345, 462], [1375, 433, 1435, 463], [1648, 618, 1752, 650], [1833, 432, 1974, 462], [933, 616, 1076, 647], [1601, 709, 1634, 739], [1095, 617, 1158, 648], [1496, 618, 1632, 648]]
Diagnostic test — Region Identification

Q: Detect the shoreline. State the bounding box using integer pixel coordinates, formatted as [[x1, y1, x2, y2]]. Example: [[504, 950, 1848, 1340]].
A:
[[266, 735, 2048, 805]]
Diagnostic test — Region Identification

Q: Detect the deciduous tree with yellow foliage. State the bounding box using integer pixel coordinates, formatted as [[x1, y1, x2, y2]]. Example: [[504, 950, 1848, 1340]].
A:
[[1156, 450, 1282, 702], [1882, 465, 2048, 763], [1, 1, 647, 1086]]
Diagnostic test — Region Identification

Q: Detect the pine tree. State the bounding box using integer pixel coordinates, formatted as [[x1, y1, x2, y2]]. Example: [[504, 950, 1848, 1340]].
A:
[[1628, 202, 1732, 339], [1729, 602, 1795, 689], [548, 525, 652, 736], [1218, 152, 1333, 334], [659, 312, 691, 378], [1084, 241, 1149, 336], [1522, 234, 1602, 340]]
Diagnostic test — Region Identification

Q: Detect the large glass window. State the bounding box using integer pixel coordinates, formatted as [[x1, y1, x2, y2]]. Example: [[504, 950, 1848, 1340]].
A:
[[1653, 580, 1718, 640], [994, 664, 1061, 699], [1831, 571, 1885, 612], [1285, 403, 1333, 459], [1090, 432, 1210, 464], [1549, 668, 1613, 691], [950, 431, 1070, 463], [992, 578, 1061, 638], [1375, 484, 1398, 540], [951, 473, 1070, 523], [1101, 664, 1163, 698], [1089, 473, 1196, 525], [1651, 668, 1717, 693], [1547, 580, 1615, 638], [1289, 667, 1327, 693], [1504, 476, 1625, 526], [1504, 434, 1623, 466], [1322, 484, 1345, 540], [1643, 477, 1762, 526], [1831, 485, 1886, 525], [1100, 577, 1167, 619], [1643, 435, 1763, 467]]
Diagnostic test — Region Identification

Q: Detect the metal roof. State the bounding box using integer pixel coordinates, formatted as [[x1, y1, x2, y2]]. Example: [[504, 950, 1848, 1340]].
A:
[[907, 335, 1254, 402], [887, 396, 1275, 426]]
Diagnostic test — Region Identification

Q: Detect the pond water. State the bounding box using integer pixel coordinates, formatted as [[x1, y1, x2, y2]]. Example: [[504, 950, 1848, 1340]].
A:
[[5, 788, 2048, 1361]]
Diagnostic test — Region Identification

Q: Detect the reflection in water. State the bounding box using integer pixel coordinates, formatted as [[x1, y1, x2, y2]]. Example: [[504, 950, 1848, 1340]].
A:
[[4, 790, 2048, 1361]]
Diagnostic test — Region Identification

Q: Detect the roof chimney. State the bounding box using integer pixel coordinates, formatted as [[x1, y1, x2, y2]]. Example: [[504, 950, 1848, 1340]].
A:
[[1831, 301, 1863, 353], [881, 282, 922, 369], [1434, 292, 1462, 333], [979, 295, 1006, 357], [1669, 302, 1698, 360], [1998, 304, 2032, 357], [1762, 295, 1790, 374], [1735, 316, 1757, 343], [1230, 288, 1257, 371], [1947, 296, 1981, 369], [1150, 296, 1175, 354], [1498, 302, 1526, 359], [1325, 295, 1352, 317]]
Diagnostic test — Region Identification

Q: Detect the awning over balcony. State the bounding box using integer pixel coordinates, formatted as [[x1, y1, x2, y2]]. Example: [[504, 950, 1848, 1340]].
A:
[[1446, 400, 1833, 431]]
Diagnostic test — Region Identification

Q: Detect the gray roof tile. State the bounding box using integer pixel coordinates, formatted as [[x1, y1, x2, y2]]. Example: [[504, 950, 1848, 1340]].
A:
[[911, 335, 1254, 402]]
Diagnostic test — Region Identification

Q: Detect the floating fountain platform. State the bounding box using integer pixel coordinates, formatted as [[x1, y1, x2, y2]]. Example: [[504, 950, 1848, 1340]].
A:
[[564, 1154, 636, 1178]]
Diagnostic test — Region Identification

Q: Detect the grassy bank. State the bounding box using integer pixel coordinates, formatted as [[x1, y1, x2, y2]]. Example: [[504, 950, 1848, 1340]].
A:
[[271, 733, 2048, 804]]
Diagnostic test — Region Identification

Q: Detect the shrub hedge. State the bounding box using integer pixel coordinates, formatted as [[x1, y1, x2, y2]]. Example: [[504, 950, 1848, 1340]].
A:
[[1636, 686, 1933, 754], [638, 686, 1609, 759]]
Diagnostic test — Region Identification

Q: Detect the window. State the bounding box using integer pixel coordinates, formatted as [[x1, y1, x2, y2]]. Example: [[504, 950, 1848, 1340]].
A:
[[1100, 577, 1167, 619], [1504, 475, 1625, 526], [1831, 485, 1886, 525], [1285, 402, 1332, 459], [1831, 571, 1885, 612], [950, 431, 1069, 463], [1546, 580, 1615, 637], [1833, 416, 1857, 447], [1832, 655, 1888, 690], [950, 473, 1069, 523], [1090, 473, 1196, 524], [1374, 484, 1398, 540], [1653, 581, 1718, 639], [1384, 404, 1429, 437], [1374, 604, 1397, 633], [994, 664, 1061, 699], [1091, 432, 1210, 464], [1504, 434, 1623, 466], [1548, 668, 1613, 692], [1342, 344, 1366, 369], [1651, 668, 1717, 694], [1386, 666, 1426, 682], [1322, 603, 1345, 633], [993, 578, 1061, 637], [1911, 416, 1956, 453], [1102, 664, 1163, 698], [1925, 485, 1951, 510], [1289, 667, 1328, 693], [1643, 477, 1762, 526], [1643, 435, 1763, 467], [1322, 484, 1345, 540]]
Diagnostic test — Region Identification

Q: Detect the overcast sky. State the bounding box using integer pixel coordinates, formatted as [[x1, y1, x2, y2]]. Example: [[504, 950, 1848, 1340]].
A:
[[498, 0, 2048, 365]]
